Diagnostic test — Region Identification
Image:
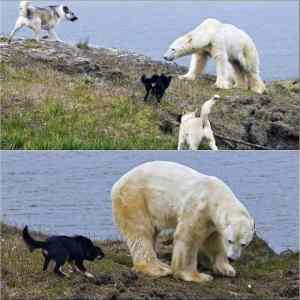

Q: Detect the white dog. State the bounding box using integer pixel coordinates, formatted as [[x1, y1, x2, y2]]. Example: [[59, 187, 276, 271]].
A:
[[178, 95, 219, 150], [8, 1, 78, 43]]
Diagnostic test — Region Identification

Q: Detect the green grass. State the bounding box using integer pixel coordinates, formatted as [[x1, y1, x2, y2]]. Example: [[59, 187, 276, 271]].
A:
[[76, 39, 90, 50], [1, 62, 178, 150]]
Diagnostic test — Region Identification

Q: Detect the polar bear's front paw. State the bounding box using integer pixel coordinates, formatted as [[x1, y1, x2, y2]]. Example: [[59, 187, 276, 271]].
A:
[[133, 261, 172, 277], [174, 270, 213, 283], [213, 263, 236, 277], [179, 74, 197, 81]]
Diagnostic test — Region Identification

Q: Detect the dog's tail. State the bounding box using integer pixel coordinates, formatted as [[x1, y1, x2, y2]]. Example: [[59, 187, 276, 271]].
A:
[[199, 94, 220, 127], [22, 225, 46, 252], [19, 1, 31, 17]]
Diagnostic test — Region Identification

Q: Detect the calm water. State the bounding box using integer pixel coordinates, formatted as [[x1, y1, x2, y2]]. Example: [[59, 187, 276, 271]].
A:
[[1, 1, 298, 80], [1, 151, 299, 253]]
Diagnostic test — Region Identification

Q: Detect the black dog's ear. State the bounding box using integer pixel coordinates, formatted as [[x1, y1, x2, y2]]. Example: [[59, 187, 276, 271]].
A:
[[63, 6, 70, 13]]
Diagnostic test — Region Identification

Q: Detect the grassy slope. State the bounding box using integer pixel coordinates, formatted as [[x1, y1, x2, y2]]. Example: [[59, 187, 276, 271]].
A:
[[1, 224, 299, 300], [1, 62, 176, 150], [1, 38, 299, 150]]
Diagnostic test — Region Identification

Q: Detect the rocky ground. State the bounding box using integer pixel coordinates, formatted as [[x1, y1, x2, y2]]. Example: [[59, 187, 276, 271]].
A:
[[1, 223, 299, 300], [0, 37, 299, 149]]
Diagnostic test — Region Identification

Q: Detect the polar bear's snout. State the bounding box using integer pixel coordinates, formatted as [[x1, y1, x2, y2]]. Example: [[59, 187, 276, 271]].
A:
[[223, 220, 255, 262]]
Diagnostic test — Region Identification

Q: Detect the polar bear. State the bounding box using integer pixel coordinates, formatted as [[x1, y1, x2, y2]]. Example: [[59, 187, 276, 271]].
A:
[[111, 161, 255, 283], [164, 18, 266, 94], [178, 94, 219, 150]]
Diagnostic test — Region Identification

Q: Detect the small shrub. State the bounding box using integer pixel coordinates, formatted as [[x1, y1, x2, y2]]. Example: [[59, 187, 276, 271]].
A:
[[76, 38, 90, 50]]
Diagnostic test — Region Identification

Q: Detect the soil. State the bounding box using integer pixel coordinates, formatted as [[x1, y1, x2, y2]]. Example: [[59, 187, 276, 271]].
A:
[[1, 224, 299, 300]]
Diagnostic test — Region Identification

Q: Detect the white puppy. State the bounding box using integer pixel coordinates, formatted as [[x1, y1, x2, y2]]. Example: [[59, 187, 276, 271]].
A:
[[178, 95, 219, 150], [8, 1, 78, 43]]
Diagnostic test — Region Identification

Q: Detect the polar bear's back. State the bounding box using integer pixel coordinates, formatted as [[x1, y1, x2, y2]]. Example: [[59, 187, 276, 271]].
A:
[[193, 18, 259, 71], [111, 161, 212, 231], [216, 22, 259, 70], [111, 161, 207, 199]]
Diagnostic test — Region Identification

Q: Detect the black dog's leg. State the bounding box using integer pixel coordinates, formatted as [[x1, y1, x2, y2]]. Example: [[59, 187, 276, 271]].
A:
[[75, 260, 86, 272], [42, 254, 51, 271], [144, 89, 150, 102], [75, 260, 95, 278], [53, 254, 68, 277], [157, 93, 163, 103]]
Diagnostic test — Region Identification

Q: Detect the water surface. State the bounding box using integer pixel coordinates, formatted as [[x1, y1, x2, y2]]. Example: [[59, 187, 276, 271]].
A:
[[1, 151, 298, 253], [1, 1, 298, 80]]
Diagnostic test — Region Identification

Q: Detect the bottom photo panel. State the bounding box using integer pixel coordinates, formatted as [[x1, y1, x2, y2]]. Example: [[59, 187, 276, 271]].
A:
[[1, 151, 299, 300]]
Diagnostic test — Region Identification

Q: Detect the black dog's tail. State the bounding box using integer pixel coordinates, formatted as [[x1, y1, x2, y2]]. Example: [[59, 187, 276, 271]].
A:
[[22, 226, 46, 252]]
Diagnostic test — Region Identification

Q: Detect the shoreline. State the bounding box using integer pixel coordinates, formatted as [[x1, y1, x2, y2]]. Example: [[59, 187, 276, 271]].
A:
[[1, 223, 299, 300], [1, 37, 299, 150]]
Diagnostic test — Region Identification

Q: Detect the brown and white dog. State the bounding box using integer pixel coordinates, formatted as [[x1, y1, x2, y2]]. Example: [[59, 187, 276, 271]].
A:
[[8, 1, 78, 43]]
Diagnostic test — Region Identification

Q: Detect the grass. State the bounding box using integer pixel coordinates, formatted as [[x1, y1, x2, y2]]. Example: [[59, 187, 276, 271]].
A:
[[1, 40, 299, 150], [1, 223, 299, 300], [76, 39, 90, 50], [0, 62, 177, 150]]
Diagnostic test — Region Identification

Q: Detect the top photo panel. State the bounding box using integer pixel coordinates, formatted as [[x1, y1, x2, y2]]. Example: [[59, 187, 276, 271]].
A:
[[1, 1, 299, 150]]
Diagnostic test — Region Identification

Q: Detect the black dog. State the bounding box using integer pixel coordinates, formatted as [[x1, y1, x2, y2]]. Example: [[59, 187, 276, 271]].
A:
[[22, 226, 104, 278], [141, 73, 172, 103]]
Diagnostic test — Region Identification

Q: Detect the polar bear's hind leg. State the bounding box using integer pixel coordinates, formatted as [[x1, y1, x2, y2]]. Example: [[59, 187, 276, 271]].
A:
[[213, 53, 233, 89], [230, 60, 248, 89], [179, 53, 208, 80], [248, 72, 266, 94]]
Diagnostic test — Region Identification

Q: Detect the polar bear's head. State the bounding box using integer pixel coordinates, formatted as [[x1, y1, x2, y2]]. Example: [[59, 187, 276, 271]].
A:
[[164, 34, 196, 61], [223, 217, 255, 262]]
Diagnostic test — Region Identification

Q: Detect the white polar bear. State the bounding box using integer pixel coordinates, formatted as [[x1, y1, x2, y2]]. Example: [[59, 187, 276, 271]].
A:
[[111, 161, 255, 283], [178, 94, 219, 150], [164, 18, 266, 94]]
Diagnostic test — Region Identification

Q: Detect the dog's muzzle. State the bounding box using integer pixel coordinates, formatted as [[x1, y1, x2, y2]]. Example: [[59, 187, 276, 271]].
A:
[[70, 16, 78, 22]]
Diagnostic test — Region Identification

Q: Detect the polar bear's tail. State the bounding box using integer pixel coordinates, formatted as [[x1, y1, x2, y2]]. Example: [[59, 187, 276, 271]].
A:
[[19, 1, 31, 17], [199, 95, 219, 127]]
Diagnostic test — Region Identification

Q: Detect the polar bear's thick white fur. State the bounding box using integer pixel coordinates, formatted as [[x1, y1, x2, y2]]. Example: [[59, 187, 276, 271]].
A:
[[164, 18, 266, 94], [111, 161, 255, 283], [178, 94, 219, 150]]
